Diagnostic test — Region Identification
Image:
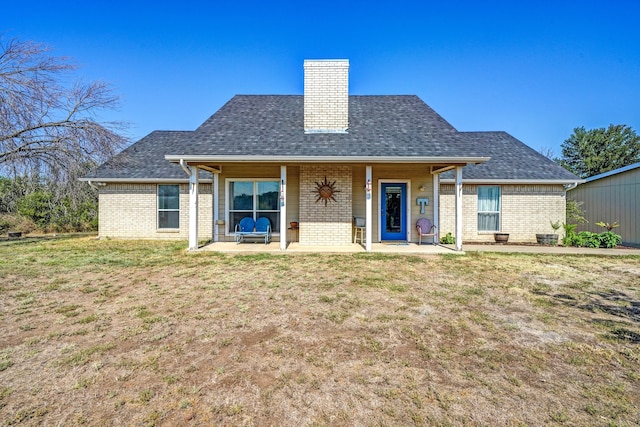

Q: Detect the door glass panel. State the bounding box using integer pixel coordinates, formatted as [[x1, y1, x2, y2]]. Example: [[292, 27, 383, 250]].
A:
[[385, 186, 402, 233]]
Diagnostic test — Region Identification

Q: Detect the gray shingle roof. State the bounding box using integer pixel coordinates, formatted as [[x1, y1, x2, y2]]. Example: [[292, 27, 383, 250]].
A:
[[178, 95, 483, 157], [84, 95, 579, 182], [440, 132, 579, 181], [84, 131, 211, 180]]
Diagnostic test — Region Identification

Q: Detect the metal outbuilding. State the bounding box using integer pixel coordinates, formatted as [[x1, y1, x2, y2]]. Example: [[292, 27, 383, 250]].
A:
[[568, 162, 640, 246]]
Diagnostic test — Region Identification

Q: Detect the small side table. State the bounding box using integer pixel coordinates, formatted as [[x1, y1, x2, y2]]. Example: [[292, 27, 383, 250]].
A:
[[287, 226, 299, 243]]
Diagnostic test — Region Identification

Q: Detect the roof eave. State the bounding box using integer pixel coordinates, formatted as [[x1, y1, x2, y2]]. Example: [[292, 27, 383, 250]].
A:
[[78, 177, 213, 184], [165, 155, 491, 164], [439, 178, 585, 185], [583, 161, 640, 183]]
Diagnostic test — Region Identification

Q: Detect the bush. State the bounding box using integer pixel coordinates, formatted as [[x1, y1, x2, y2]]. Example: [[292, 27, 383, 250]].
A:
[[0, 213, 37, 235], [440, 232, 455, 244], [600, 231, 622, 248], [16, 190, 53, 229], [562, 223, 577, 246], [50, 197, 98, 232], [573, 231, 601, 248], [0, 214, 14, 234], [12, 190, 98, 233], [561, 225, 622, 249]]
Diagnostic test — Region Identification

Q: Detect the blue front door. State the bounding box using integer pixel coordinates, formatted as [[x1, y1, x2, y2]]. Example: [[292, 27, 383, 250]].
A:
[[381, 183, 407, 241]]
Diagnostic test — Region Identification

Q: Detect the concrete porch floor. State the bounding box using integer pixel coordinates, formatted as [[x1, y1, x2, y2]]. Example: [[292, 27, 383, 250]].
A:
[[195, 241, 460, 254], [194, 241, 640, 256]]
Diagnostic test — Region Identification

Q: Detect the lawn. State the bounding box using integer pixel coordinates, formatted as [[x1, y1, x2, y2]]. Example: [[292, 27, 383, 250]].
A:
[[0, 236, 639, 426]]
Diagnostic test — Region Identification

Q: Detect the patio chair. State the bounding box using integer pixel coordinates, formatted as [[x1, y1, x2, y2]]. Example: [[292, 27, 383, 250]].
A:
[[416, 218, 437, 245], [254, 217, 272, 244], [234, 217, 255, 244]]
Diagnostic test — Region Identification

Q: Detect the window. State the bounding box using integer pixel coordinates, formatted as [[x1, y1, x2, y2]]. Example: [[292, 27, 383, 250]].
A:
[[227, 180, 280, 233], [158, 184, 180, 229], [478, 186, 500, 231]]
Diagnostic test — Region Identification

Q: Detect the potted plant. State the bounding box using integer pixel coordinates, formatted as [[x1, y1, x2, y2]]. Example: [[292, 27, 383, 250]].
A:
[[536, 221, 560, 245], [494, 232, 509, 243]]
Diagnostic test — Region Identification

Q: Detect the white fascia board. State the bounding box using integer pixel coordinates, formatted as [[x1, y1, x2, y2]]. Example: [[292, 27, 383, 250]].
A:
[[439, 178, 585, 185], [165, 155, 491, 164]]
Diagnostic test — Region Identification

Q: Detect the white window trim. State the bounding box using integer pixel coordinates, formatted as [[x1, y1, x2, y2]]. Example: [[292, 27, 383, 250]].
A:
[[157, 184, 180, 230], [224, 178, 281, 237], [477, 185, 501, 232]]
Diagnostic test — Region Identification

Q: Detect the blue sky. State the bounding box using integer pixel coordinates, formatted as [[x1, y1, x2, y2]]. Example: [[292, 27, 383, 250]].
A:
[[3, 0, 639, 158]]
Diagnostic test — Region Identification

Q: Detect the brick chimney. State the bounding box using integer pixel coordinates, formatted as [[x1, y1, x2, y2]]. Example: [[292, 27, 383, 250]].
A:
[[303, 59, 349, 133]]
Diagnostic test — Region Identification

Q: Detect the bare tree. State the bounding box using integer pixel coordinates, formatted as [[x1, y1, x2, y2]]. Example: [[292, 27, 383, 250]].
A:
[[538, 146, 555, 160], [0, 36, 127, 179]]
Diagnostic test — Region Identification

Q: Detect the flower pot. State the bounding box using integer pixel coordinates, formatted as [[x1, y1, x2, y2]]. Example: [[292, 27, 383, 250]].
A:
[[494, 233, 509, 243], [536, 233, 558, 245]]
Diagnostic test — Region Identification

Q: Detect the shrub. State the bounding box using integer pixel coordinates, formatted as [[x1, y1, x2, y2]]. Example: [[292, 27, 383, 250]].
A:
[[565, 231, 622, 249], [16, 190, 53, 229], [566, 199, 588, 225], [562, 223, 577, 246], [600, 231, 622, 248], [0, 213, 37, 235], [0, 214, 14, 234], [440, 232, 455, 244], [596, 221, 619, 231], [573, 231, 601, 248]]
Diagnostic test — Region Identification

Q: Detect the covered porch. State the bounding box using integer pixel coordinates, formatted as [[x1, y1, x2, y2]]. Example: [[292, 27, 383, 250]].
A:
[[173, 159, 473, 253]]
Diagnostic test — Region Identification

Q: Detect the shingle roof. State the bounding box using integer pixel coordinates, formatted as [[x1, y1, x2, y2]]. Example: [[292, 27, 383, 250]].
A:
[[84, 95, 579, 183], [178, 95, 483, 158], [83, 131, 211, 180], [440, 131, 580, 182]]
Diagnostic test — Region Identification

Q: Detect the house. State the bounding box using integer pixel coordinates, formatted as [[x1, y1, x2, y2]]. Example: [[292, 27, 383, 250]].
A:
[[567, 162, 640, 246], [81, 59, 580, 251]]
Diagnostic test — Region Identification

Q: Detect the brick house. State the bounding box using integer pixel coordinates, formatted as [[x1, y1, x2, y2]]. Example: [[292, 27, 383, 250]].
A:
[[81, 59, 579, 251]]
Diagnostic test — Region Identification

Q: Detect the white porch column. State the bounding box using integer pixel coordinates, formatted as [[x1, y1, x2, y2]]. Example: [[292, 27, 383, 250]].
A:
[[455, 166, 463, 251], [213, 172, 219, 242], [280, 165, 287, 251], [188, 166, 199, 251], [365, 165, 372, 251], [433, 172, 440, 243]]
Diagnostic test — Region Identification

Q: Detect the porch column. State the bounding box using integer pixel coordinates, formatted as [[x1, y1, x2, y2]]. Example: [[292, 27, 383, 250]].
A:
[[188, 166, 199, 251], [455, 166, 463, 251], [433, 172, 440, 243], [213, 172, 219, 242], [280, 165, 287, 251], [365, 165, 372, 251]]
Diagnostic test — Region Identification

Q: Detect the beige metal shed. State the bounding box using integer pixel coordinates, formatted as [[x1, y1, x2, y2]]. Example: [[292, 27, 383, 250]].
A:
[[567, 162, 640, 246]]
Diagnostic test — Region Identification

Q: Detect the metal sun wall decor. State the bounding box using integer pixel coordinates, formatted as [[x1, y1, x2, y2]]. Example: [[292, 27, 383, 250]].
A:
[[312, 176, 341, 206]]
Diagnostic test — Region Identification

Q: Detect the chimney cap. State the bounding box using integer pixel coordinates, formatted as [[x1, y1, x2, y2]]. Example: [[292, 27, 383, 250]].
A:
[[304, 59, 349, 67]]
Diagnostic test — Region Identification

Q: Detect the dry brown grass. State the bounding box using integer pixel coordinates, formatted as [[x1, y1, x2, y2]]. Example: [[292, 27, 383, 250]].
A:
[[0, 237, 639, 426]]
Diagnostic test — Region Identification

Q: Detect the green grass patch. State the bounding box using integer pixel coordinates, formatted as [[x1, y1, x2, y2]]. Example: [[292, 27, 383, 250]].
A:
[[59, 343, 115, 367]]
